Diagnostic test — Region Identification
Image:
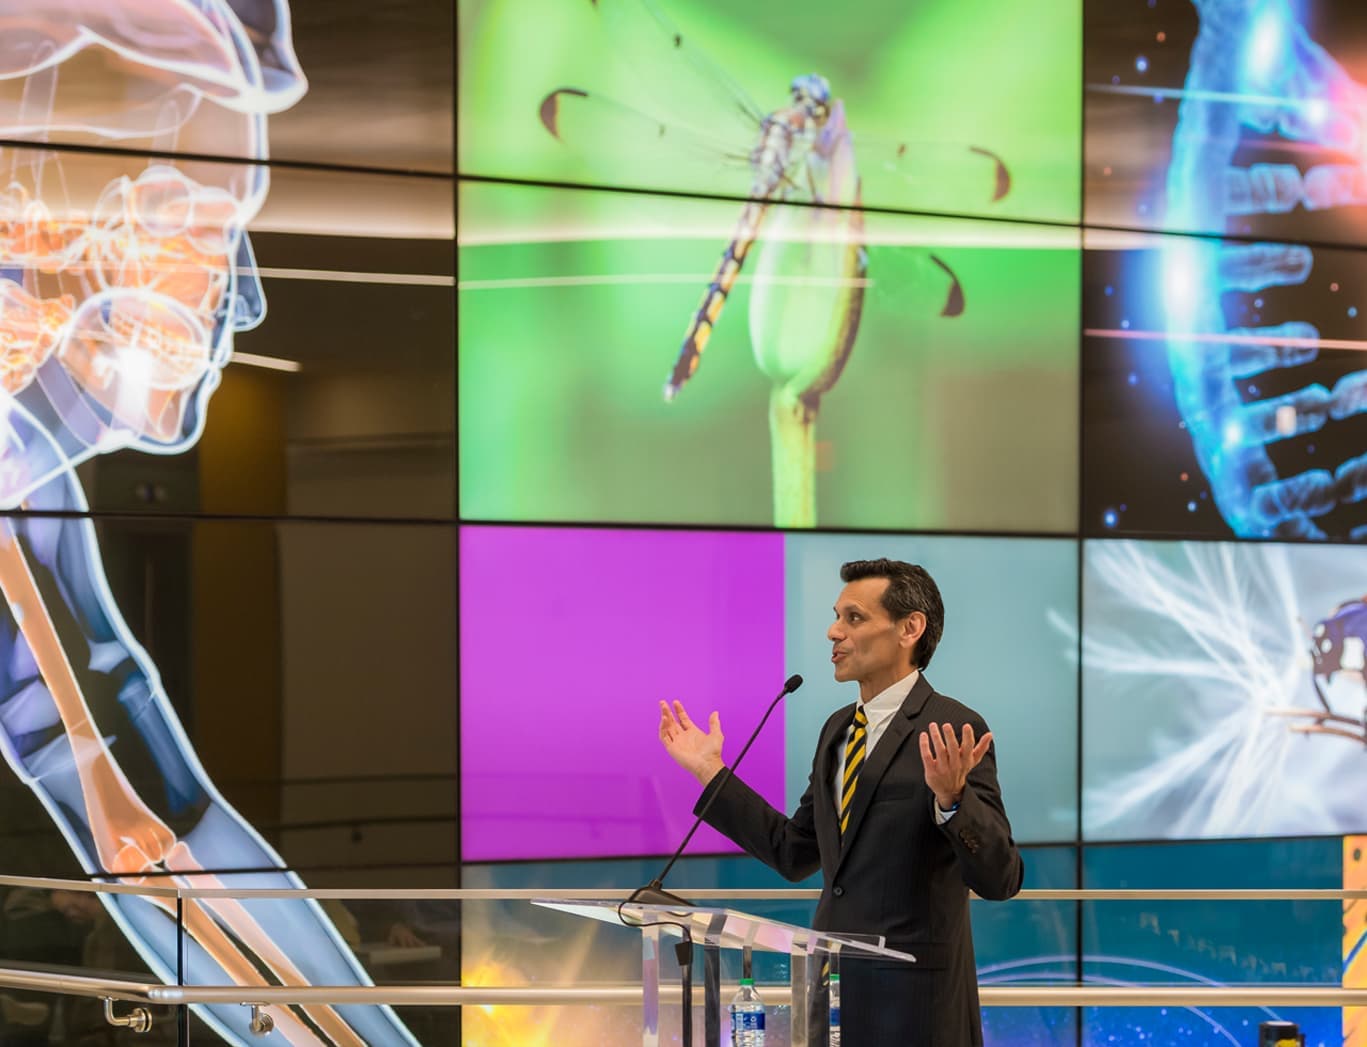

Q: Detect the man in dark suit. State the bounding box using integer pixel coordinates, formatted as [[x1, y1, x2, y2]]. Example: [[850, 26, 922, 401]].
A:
[[659, 558, 1023, 1047]]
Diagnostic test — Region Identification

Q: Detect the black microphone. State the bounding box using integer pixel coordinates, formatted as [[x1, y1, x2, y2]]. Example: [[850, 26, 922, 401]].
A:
[[625, 673, 805, 911]]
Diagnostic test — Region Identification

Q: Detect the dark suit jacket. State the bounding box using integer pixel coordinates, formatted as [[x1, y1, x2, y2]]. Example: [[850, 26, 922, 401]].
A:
[[694, 673, 1023, 1047]]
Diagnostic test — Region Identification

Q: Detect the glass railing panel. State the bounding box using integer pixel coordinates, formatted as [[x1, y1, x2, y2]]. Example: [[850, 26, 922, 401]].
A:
[[172, 888, 458, 1047], [0, 880, 181, 1044], [1083, 839, 1348, 1047]]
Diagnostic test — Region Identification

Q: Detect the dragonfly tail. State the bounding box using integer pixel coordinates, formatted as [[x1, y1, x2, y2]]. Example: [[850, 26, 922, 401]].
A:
[[663, 207, 765, 401]]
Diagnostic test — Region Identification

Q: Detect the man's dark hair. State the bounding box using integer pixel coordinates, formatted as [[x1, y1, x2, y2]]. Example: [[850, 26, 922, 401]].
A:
[[839, 558, 944, 669]]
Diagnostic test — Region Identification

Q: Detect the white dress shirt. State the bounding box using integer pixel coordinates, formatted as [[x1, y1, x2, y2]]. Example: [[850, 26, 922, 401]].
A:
[[831, 669, 958, 824]]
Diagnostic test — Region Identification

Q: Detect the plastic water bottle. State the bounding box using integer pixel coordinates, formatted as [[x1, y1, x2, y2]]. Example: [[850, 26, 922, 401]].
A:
[[728, 977, 765, 1046], [828, 972, 841, 1046]]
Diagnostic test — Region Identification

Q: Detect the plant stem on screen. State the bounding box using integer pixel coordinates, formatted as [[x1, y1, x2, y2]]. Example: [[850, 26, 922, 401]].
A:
[[770, 387, 818, 527]]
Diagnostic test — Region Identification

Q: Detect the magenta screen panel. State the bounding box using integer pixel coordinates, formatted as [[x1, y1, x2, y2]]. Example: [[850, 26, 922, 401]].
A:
[[460, 526, 787, 861]]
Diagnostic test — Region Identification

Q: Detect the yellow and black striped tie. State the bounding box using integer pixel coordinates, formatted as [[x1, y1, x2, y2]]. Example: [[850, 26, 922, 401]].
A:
[[839, 705, 869, 836]]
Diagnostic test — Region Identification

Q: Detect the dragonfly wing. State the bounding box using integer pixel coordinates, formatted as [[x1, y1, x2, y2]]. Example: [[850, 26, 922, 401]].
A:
[[538, 85, 750, 175], [802, 99, 862, 209], [852, 133, 1013, 209], [969, 145, 1012, 201], [929, 254, 965, 316], [584, 0, 768, 158]]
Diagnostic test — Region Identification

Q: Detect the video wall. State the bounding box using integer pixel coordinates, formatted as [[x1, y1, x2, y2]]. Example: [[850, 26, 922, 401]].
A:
[[0, 1, 456, 1046], [459, 0, 1367, 1043]]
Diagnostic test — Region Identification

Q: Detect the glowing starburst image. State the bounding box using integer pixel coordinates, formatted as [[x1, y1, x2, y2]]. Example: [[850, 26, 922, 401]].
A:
[[1070, 540, 1367, 840]]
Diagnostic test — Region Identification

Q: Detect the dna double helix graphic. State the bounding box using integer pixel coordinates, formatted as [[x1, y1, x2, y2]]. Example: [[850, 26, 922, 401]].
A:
[[1163, 0, 1367, 539]]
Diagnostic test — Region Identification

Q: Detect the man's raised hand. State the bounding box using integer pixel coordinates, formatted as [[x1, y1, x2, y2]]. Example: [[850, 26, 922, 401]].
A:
[[919, 721, 993, 812], [658, 699, 725, 787]]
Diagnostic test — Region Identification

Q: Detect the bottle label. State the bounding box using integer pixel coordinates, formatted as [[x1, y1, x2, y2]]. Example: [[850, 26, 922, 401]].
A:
[[829, 1005, 840, 1027], [731, 1010, 765, 1032]]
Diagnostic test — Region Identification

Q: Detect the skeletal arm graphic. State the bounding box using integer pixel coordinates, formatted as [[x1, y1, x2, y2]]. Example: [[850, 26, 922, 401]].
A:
[[0, 2, 422, 1044]]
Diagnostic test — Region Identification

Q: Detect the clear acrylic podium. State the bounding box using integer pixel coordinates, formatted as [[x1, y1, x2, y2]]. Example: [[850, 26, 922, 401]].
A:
[[535, 899, 917, 1047]]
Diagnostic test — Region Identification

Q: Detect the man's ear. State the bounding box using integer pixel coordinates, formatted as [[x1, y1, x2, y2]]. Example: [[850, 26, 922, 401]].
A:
[[900, 611, 927, 660]]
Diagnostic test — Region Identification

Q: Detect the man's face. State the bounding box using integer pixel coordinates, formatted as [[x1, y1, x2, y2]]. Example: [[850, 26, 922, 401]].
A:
[[827, 577, 922, 694]]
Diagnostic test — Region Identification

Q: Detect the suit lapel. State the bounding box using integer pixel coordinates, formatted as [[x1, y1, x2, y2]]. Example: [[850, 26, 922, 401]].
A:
[[814, 709, 852, 857], [835, 674, 936, 870], [815, 710, 848, 795]]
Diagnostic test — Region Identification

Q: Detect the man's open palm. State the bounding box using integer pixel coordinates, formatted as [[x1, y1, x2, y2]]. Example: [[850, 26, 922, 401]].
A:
[[920, 721, 993, 810], [659, 699, 725, 786]]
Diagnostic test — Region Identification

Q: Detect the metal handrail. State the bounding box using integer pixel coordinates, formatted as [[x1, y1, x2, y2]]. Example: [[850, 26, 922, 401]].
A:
[[0, 874, 180, 898], [1, 967, 1366, 1009], [136, 986, 1367, 1008], [6, 873, 1365, 1036], [3, 874, 1367, 902]]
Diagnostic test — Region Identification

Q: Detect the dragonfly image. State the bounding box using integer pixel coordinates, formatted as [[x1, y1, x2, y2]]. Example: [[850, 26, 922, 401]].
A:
[[538, 0, 1012, 525]]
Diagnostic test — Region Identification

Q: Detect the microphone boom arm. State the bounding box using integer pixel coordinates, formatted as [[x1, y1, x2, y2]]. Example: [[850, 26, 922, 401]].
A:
[[625, 674, 804, 911]]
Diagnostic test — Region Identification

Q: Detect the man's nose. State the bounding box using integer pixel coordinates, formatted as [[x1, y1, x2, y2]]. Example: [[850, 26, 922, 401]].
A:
[[827, 622, 842, 642]]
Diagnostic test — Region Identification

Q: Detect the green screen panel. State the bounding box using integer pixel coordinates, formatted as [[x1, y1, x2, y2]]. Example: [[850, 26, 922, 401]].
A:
[[459, 182, 1079, 531], [458, 0, 1080, 224]]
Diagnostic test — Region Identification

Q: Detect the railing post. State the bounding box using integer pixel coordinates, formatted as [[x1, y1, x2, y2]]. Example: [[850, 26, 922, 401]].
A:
[[103, 998, 152, 1034]]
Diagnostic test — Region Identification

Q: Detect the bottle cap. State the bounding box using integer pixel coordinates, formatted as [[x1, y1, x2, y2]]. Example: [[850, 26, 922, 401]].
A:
[[740, 977, 754, 986], [830, 973, 840, 983]]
